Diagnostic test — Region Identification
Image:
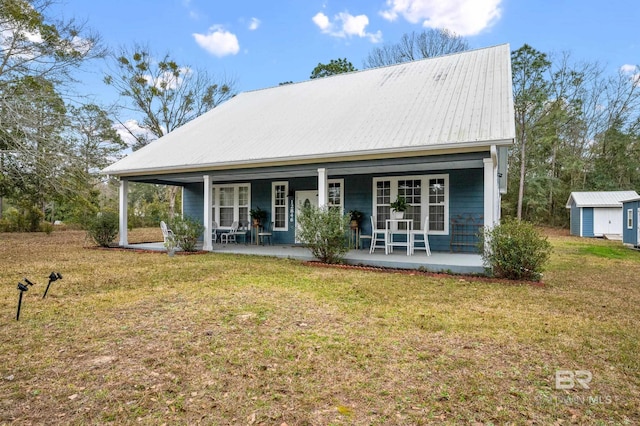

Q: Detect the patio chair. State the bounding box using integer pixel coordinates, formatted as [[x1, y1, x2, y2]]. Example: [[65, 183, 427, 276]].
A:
[[369, 215, 387, 254], [258, 221, 273, 245], [212, 221, 219, 243], [160, 221, 174, 244], [221, 221, 239, 244], [410, 217, 431, 256], [225, 221, 250, 244]]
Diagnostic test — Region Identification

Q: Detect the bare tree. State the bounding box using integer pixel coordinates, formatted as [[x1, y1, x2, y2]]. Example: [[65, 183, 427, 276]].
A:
[[363, 29, 469, 68], [104, 45, 237, 214], [104, 45, 236, 150]]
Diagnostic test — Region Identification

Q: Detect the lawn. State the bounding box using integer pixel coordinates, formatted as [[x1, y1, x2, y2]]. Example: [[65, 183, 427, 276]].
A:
[[1, 229, 639, 425]]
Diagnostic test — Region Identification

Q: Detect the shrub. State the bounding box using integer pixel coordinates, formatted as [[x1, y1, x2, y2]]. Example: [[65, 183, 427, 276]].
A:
[[296, 204, 350, 264], [479, 218, 552, 281], [168, 216, 204, 252], [40, 222, 54, 235], [86, 211, 119, 247], [0, 204, 44, 232]]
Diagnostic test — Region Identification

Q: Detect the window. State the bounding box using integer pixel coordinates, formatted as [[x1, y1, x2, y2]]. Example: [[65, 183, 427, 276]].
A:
[[375, 180, 391, 228], [373, 175, 448, 235], [272, 182, 288, 231], [327, 179, 344, 213], [210, 184, 251, 227], [628, 209, 634, 229], [428, 177, 446, 232], [399, 179, 421, 229]]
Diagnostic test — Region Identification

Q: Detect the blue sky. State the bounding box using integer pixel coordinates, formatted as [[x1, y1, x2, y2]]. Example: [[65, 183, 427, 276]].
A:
[[54, 0, 638, 108]]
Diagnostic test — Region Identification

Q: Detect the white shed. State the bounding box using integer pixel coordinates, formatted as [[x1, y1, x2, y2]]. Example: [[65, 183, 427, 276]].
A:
[[566, 191, 639, 237]]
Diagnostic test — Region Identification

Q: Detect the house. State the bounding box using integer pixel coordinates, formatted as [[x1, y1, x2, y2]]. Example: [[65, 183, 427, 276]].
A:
[[566, 191, 639, 238], [103, 44, 515, 253], [622, 197, 640, 248]]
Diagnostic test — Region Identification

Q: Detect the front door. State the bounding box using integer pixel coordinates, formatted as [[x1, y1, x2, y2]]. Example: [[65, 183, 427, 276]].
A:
[[295, 190, 318, 243]]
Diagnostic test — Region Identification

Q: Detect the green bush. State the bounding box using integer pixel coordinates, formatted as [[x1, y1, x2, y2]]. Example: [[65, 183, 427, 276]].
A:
[[0, 205, 44, 232], [86, 211, 119, 247], [296, 204, 350, 264], [168, 216, 204, 252], [479, 218, 552, 281], [40, 221, 54, 235]]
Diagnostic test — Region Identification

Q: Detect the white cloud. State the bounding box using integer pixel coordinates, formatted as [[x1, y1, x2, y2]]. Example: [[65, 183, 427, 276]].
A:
[[193, 27, 240, 57], [312, 12, 331, 31], [113, 120, 157, 148], [621, 64, 640, 86], [143, 67, 192, 90], [312, 11, 382, 43], [380, 0, 502, 36], [248, 17, 261, 31]]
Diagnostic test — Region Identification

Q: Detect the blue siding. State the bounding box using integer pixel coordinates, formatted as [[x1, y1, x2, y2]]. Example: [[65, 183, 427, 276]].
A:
[[183, 164, 487, 251], [622, 201, 639, 245], [582, 207, 594, 237], [570, 203, 580, 236], [183, 183, 204, 221], [345, 175, 374, 235]]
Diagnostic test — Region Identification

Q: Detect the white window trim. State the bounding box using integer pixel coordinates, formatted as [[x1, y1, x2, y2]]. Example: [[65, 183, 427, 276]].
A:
[[372, 174, 449, 235], [272, 181, 289, 231], [211, 183, 251, 228], [328, 178, 345, 214], [628, 209, 634, 229]]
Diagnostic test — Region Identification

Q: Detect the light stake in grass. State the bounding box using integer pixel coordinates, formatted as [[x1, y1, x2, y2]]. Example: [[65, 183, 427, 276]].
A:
[[43, 272, 62, 299], [16, 282, 29, 321]]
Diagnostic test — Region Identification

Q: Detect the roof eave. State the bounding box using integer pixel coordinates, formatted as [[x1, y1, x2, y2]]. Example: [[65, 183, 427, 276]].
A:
[[102, 138, 514, 178]]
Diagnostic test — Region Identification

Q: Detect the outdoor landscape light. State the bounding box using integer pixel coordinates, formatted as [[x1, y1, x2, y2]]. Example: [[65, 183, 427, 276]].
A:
[[16, 281, 29, 321], [24, 278, 35, 287], [43, 272, 62, 299]]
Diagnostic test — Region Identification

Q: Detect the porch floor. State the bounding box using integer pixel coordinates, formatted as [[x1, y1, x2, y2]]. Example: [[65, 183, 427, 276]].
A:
[[126, 242, 485, 275]]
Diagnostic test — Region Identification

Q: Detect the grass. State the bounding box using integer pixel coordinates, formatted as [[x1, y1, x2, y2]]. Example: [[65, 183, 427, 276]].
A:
[[1, 228, 639, 425]]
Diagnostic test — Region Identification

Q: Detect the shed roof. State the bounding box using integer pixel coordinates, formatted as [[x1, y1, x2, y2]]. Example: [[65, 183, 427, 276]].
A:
[[103, 44, 515, 177], [566, 191, 640, 208]]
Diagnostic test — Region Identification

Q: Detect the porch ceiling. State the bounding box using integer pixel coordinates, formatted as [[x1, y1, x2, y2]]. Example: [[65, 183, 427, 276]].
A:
[[127, 154, 487, 185]]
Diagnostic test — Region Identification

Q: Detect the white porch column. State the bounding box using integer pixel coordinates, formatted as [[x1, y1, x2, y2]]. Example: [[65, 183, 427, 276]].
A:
[[317, 168, 327, 207], [483, 157, 497, 229], [203, 175, 213, 251], [118, 178, 128, 247]]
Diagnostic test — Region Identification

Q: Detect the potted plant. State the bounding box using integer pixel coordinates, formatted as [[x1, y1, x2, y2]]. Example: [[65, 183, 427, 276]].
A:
[[348, 210, 364, 229], [390, 196, 408, 219], [250, 207, 268, 226]]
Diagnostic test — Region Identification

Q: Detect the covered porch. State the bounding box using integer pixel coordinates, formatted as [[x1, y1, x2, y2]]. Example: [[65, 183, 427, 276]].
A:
[[125, 241, 485, 275]]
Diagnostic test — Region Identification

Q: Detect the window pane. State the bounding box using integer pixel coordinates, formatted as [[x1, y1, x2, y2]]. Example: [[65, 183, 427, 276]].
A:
[[429, 205, 445, 231], [239, 207, 249, 224], [328, 182, 341, 206], [274, 184, 286, 228], [406, 205, 421, 230], [429, 178, 445, 204], [398, 179, 421, 204], [220, 207, 234, 226], [238, 186, 248, 206], [220, 187, 234, 206], [376, 205, 390, 229], [376, 181, 390, 205]]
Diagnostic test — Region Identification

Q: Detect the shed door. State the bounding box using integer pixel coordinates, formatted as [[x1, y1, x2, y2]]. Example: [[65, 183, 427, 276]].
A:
[[593, 208, 622, 236]]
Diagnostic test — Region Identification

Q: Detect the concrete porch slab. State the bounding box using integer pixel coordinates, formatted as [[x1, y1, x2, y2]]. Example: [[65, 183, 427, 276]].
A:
[[124, 242, 485, 275]]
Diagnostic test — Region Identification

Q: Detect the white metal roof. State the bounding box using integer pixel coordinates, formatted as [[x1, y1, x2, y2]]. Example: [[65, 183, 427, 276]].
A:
[[103, 44, 515, 177], [566, 191, 640, 208]]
